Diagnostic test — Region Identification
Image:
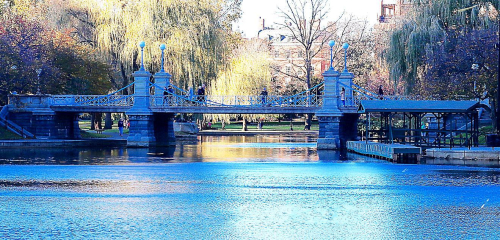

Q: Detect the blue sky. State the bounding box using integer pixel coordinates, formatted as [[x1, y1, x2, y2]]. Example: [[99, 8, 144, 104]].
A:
[[236, 0, 387, 37]]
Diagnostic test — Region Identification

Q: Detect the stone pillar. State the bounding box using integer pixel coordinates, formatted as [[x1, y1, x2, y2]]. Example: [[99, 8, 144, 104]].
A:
[[153, 71, 172, 106], [32, 110, 57, 139], [126, 69, 156, 147], [317, 68, 343, 150], [339, 71, 354, 106]]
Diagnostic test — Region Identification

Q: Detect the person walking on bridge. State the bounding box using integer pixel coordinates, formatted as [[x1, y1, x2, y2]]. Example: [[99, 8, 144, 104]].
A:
[[261, 87, 268, 105], [197, 86, 205, 105], [378, 85, 384, 100]]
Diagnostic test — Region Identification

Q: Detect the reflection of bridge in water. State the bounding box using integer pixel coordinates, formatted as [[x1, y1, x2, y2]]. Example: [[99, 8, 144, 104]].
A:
[[2, 43, 486, 150]]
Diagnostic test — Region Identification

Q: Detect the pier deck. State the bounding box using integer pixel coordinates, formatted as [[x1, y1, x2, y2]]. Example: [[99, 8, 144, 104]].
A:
[[347, 141, 422, 162]]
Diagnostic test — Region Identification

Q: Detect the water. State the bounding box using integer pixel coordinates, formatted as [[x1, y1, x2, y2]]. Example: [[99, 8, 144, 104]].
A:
[[0, 135, 499, 239]]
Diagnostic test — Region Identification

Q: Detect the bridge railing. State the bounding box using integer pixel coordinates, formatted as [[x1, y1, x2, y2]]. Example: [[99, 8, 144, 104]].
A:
[[150, 95, 323, 108], [51, 95, 134, 106]]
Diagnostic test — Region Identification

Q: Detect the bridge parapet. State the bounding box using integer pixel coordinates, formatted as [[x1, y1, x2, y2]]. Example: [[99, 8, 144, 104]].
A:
[[150, 95, 323, 108], [8, 94, 52, 109], [51, 95, 134, 107]]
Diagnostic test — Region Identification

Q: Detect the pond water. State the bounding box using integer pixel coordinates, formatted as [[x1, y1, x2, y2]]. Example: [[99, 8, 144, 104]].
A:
[[0, 135, 499, 239]]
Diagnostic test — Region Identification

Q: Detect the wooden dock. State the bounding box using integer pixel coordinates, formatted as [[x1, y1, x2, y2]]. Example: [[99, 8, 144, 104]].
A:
[[347, 141, 422, 163]]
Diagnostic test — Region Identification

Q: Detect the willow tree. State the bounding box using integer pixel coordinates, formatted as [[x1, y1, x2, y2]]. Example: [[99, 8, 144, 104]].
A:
[[207, 40, 272, 129], [386, 0, 500, 95], [66, 0, 241, 92]]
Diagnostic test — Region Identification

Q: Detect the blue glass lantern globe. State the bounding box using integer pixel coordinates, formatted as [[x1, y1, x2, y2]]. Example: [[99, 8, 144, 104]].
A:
[[328, 40, 335, 48]]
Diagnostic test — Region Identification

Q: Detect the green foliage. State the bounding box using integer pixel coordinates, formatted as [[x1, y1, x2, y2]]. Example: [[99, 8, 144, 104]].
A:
[[80, 130, 109, 139], [387, 0, 499, 95], [0, 126, 23, 140], [0, 3, 112, 104], [67, 0, 242, 90], [206, 40, 272, 123]]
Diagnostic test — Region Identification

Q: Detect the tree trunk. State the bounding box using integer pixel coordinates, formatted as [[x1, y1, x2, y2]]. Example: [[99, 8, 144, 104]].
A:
[[93, 113, 103, 130], [90, 114, 95, 130], [120, 63, 129, 95], [492, 100, 497, 133], [242, 119, 247, 131], [290, 114, 294, 131], [104, 113, 113, 129]]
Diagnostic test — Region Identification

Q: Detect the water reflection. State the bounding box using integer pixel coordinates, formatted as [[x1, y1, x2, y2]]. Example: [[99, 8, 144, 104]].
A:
[[0, 135, 323, 164], [0, 135, 499, 239]]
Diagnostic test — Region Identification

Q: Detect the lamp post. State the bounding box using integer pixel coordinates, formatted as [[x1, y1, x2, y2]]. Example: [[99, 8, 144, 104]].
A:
[[328, 40, 335, 70], [36, 68, 42, 94], [342, 43, 349, 73], [497, 30, 500, 134], [160, 44, 166, 73], [139, 41, 146, 71]]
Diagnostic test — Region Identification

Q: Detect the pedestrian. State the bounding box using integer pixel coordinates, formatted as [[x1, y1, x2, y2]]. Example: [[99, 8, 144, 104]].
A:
[[261, 87, 268, 105], [118, 118, 124, 136], [167, 85, 174, 94], [340, 87, 345, 106], [197, 86, 204, 103], [378, 85, 384, 100]]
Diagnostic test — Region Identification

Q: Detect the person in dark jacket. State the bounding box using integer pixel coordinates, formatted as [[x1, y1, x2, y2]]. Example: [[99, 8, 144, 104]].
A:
[[118, 118, 124, 136], [378, 85, 384, 100], [197, 86, 205, 104], [261, 87, 268, 104]]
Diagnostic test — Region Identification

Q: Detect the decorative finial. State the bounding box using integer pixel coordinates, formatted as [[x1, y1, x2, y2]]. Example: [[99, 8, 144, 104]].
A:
[[342, 43, 349, 73], [139, 41, 146, 71], [160, 44, 166, 72], [328, 40, 335, 70]]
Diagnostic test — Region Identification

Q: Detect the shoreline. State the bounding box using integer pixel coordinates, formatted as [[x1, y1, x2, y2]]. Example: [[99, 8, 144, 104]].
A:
[[0, 130, 318, 148], [197, 130, 319, 136]]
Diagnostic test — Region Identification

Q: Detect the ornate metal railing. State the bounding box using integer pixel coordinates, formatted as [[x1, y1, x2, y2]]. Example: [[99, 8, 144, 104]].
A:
[[150, 94, 323, 108], [51, 95, 134, 106]]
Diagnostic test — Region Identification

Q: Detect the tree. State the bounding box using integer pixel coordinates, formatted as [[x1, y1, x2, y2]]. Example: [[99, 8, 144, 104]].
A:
[[276, 0, 343, 130], [386, 0, 499, 95], [0, 3, 111, 105], [207, 39, 272, 129], [63, 0, 242, 93]]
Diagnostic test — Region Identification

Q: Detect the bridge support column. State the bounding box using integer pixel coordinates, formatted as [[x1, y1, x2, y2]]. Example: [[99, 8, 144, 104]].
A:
[[127, 113, 156, 147], [317, 115, 342, 149], [31, 110, 56, 139], [317, 67, 344, 149], [33, 111, 81, 139], [126, 66, 157, 147]]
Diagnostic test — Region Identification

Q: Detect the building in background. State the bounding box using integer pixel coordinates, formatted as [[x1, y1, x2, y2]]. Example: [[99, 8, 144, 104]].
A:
[[256, 17, 330, 95], [378, 0, 415, 24]]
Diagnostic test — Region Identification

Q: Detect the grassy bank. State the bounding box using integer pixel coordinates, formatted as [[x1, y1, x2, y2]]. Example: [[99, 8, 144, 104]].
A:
[[0, 126, 23, 140]]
